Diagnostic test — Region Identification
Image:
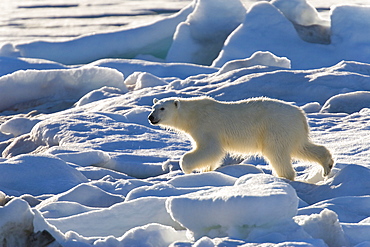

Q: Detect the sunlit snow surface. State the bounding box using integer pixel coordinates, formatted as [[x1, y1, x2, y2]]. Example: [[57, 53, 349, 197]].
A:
[[1, 0, 370, 246]]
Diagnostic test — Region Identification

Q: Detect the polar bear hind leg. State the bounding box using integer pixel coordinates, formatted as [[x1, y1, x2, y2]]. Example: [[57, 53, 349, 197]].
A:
[[263, 146, 296, 180]]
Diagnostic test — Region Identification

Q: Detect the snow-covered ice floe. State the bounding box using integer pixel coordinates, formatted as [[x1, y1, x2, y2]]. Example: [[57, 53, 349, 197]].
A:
[[0, 0, 370, 246]]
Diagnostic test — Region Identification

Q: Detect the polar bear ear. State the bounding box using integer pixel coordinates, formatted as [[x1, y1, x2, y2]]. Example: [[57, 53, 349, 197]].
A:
[[174, 99, 180, 108], [153, 98, 158, 104]]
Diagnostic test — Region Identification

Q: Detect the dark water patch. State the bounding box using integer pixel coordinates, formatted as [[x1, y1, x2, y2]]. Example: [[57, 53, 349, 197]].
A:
[[12, 12, 160, 21], [139, 8, 181, 14], [100, 23, 128, 27], [0, 23, 25, 27], [18, 4, 79, 9], [316, 7, 330, 12], [85, 3, 117, 7], [8, 23, 127, 29], [2, 34, 78, 39]]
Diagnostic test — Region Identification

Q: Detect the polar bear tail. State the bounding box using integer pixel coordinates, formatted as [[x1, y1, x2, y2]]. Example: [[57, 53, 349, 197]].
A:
[[296, 142, 334, 176]]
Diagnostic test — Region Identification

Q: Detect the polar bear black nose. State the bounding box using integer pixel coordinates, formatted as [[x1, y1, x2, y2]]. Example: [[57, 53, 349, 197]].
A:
[[148, 114, 159, 124]]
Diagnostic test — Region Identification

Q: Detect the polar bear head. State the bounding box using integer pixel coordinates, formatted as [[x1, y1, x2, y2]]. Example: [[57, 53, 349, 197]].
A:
[[148, 98, 180, 126]]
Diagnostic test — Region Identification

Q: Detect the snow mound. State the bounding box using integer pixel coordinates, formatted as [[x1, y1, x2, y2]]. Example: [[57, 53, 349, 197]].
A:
[[0, 200, 66, 246], [167, 171, 236, 188], [38, 183, 124, 208], [0, 199, 34, 246], [213, 2, 305, 68], [116, 223, 187, 247], [74, 86, 124, 107], [321, 91, 370, 114], [124, 72, 168, 90], [125, 183, 210, 201], [192, 236, 326, 247], [47, 197, 181, 238], [37, 201, 97, 219], [49, 149, 111, 168], [0, 66, 126, 112], [0, 117, 41, 137], [301, 102, 321, 113], [295, 165, 370, 204], [272, 0, 326, 26], [166, 0, 245, 65], [166, 174, 299, 240], [214, 2, 370, 69], [273, 0, 330, 44], [218, 51, 291, 74], [331, 5, 370, 46], [0, 56, 66, 77], [76, 166, 133, 180], [294, 209, 348, 246], [0, 155, 88, 196], [298, 196, 370, 224]]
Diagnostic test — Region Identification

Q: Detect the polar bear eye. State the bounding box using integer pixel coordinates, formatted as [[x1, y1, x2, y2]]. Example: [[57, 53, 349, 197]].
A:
[[160, 107, 165, 111]]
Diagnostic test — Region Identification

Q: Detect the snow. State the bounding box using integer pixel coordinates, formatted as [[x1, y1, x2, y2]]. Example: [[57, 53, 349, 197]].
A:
[[167, 171, 236, 188], [293, 164, 370, 204], [271, 0, 328, 26], [331, 5, 370, 45], [321, 91, 370, 114], [167, 174, 299, 241], [0, 66, 126, 112], [88, 58, 217, 79], [0, 117, 41, 137], [111, 223, 187, 247], [0, 199, 35, 246], [125, 72, 168, 90], [212, 2, 316, 68], [0, 56, 67, 77], [342, 223, 370, 247], [0, 3, 195, 65], [213, 2, 370, 69], [297, 196, 370, 223], [218, 51, 291, 74], [0, 155, 88, 196], [38, 183, 125, 208], [1, 0, 370, 246], [37, 201, 97, 219], [47, 197, 182, 239], [165, 0, 245, 65], [294, 209, 348, 246]]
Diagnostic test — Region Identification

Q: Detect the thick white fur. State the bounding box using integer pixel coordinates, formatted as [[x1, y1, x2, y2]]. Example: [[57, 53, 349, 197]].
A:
[[149, 96, 333, 180]]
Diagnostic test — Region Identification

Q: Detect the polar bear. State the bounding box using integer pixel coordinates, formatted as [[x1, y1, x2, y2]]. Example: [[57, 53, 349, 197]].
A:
[[148, 96, 333, 180]]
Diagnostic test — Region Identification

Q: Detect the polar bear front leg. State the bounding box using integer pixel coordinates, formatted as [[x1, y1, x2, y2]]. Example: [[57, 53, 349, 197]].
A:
[[180, 137, 225, 174]]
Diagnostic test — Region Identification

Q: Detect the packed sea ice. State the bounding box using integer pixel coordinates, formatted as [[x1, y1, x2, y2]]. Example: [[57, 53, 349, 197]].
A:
[[0, 0, 370, 246]]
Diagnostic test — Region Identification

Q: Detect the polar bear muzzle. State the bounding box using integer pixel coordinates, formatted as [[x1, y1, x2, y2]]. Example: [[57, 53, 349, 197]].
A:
[[148, 114, 160, 125]]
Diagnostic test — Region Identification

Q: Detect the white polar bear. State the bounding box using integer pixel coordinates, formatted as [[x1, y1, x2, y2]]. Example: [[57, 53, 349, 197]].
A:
[[148, 96, 333, 180]]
